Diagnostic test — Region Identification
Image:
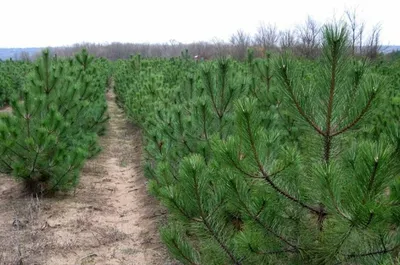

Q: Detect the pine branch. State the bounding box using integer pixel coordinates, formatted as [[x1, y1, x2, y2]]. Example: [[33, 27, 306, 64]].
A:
[[202, 216, 242, 265], [219, 63, 227, 113], [279, 65, 325, 136], [341, 245, 399, 263], [226, 153, 260, 179], [192, 164, 241, 265], [229, 179, 299, 250], [365, 212, 374, 227], [222, 90, 235, 115], [331, 91, 376, 137], [7, 145, 27, 160], [322, 168, 351, 221], [170, 238, 201, 265], [0, 155, 13, 172], [46, 165, 76, 193], [269, 164, 292, 178], [25, 114, 31, 138], [276, 105, 296, 136], [250, 247, 297, 255], [255, 200, 267, 218], [207, 198, 226, 218], [324, 38, 339, 163], [201, 105, 209, 142], [334, 61, 366, 131], [204, 71, 222, 118], [183, 139, 193, 153], [27, 150, 41, 179], [244, 114, 323, 216], [362, 158, 379, 204], [329, 225, 355, 262]]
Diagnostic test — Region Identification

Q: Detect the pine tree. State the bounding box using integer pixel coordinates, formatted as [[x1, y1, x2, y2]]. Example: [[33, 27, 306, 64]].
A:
[[0, 49, 108, 193], [215, 23, 398, 264], [114, 23, 400, 264]]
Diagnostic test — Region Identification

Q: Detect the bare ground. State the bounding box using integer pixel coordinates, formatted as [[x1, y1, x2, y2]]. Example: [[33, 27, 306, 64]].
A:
[[0, 91, 177, 265]]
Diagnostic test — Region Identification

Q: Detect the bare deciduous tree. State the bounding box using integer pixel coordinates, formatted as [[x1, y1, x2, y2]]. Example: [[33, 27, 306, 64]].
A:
[[191, 41, 212, 60], [296, 16, 321, 58], [18, 51, 31, 62], [254, 22, 279, 51], [230, 29, 252, 61], [211, 37, 230, 58], [345, 8, 365, 56], [365, 24, 382, 59], [279, 29, 297, 50], [358, 23, 365, 55]]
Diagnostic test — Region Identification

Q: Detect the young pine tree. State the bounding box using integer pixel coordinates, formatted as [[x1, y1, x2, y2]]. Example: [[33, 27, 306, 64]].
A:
[[0, 49, 108, 193], [157, 25, 399, 264]]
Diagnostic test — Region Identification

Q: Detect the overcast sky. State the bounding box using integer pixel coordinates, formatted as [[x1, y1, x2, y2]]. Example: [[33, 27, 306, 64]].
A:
[[1, 0, 399, 48]]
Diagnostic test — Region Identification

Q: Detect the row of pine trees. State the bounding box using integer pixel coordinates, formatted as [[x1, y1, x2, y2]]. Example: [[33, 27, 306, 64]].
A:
[[114, 24, 400, 264], [0, 59, 31, 107], [0, 22, 398, 264]]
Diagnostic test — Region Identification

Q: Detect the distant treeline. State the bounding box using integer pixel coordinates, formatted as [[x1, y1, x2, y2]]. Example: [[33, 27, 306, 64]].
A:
[[3, 42, 399, 63], [4, 12, 400, 61], [45, 12, 399, 61], [49, 41, 399, 62]]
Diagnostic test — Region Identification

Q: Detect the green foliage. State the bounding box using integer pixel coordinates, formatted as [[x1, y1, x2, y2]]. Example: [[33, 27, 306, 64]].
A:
[[0, 59, 31, 107], [0, 49, 109, 193], [114, 24, 400, 264]]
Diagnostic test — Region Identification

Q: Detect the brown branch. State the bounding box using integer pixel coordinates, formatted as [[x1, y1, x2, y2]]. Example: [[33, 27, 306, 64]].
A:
[[252, 247, 297, 255], [226, 153, 261, 179], [270, 164, 292, 178], [169, 198, 196, 221], [324, 44, 337, 162], [229, 179, 299, 250], [345, 245, 399, 259], [331, 225, 355, 260]]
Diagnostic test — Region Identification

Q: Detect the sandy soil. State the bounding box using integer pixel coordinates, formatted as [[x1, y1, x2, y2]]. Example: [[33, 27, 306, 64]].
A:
[[0, 91, 177, 265]]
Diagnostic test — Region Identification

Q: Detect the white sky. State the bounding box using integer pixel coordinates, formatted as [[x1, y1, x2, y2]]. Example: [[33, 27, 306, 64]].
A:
[[1, 0, 399, 48]]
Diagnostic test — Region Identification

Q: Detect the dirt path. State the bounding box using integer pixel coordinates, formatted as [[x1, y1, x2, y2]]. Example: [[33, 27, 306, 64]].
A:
[[0, 90, 177, 265]]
